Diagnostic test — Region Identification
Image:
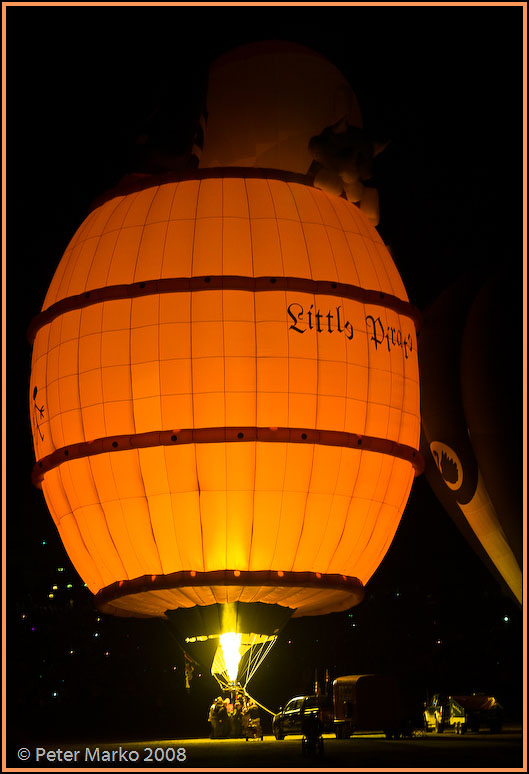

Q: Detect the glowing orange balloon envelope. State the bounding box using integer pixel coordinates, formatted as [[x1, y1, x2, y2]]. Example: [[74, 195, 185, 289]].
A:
[[28, 45, 422, 669]]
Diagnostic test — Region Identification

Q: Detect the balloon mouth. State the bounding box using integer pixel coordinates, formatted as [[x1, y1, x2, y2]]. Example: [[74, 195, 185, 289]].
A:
[[95, 570, 365, 619]]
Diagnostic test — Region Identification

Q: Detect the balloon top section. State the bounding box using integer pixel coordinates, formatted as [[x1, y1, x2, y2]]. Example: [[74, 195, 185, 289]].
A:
[[199, 40, 363, 175]]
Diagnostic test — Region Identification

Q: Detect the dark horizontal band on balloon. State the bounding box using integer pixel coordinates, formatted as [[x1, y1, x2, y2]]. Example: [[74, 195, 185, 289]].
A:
[[89, 167, 316, 211], [95, 569, 365, 613], [32, 426, 424, 487], [27, 275, 422, 342]]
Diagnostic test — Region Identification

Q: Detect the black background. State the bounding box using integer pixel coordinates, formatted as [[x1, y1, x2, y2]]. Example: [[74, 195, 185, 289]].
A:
[[6, 4, 524, 745]]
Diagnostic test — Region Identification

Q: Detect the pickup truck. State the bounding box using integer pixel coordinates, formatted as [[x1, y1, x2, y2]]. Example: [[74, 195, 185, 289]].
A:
[[424, 693, 503, 734], [272, 694, 334, 740]]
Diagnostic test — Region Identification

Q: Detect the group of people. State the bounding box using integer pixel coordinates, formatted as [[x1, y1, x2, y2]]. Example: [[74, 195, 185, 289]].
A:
[[208, 694, 261, 739]]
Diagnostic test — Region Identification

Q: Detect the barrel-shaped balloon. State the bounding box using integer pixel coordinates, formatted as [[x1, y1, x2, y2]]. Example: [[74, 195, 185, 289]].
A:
[[29, 169, 421, 620]]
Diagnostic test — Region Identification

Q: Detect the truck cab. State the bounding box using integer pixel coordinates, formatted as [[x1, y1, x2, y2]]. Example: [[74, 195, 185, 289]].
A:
[[423, 693, 503, 734], [423, 694, 466, 734], [272, 695, 334, 740]]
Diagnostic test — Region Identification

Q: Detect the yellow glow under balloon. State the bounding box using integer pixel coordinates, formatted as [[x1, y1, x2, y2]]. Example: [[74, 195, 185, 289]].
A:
[[220, 632, 243, 682]]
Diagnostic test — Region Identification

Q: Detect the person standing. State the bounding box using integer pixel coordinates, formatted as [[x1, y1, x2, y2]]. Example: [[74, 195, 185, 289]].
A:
[[230, 700, 243, 738], [208, 697, 222, 739], [216, 697, 229, 737]]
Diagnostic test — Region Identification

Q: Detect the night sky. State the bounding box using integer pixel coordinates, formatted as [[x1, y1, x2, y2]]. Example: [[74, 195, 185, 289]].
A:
[[6, 4, 524, 746]]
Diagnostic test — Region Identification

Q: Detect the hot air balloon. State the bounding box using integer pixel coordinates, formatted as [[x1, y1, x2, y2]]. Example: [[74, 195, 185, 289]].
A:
[[419, 269, 522, 606], [28, 41, 422, 692]]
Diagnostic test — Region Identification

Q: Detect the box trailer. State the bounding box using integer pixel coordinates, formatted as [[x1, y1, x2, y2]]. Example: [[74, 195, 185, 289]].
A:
[[333, 674, 406, 739]]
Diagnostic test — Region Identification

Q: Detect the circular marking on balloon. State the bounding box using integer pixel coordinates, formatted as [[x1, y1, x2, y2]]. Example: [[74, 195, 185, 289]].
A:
[[430, 441, 463, 491]]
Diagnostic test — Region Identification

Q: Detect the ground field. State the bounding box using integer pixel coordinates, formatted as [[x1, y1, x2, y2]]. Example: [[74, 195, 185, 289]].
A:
[[7, 729, 525, 770]]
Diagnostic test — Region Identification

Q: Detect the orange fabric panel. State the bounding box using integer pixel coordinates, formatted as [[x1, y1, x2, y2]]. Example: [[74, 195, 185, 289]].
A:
[[122, 186, 158, 228], [145, 184, 177, 224], [276, 219, 311, 277], [193, 217, 223, 275], [267, 178, 299, 222], [325, 225, 361, 286], [245, 178, 276, 220], [250, 219, 284, 277], [197, 177, 223, 219], [134, 221, 168, 283], [106, 226, 143, 286], [65, 237, 100, 298], [222, 178, 250, 218], [104, 194, 140, 235], [303, 222, 339, 280], [222, 217, 253, 275], [290, 183, 324, 225], [86, 231, 121, 293], [162, 220, 195, 277], [169, 180, 198, 220], [169, 492, 204, 572], [72, 205, 104, 245]]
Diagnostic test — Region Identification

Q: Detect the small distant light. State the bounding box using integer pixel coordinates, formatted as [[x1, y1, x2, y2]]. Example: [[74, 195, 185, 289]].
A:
[[96, 617, 101, 622], [172, 666, 177, 671], [503, 615, 510, 623], [21, 614, 27, 620], [69, 650, 74, 655], [395, 592, 401, 597], [41, 540, 46, 546], [52, 585, 58, 590], [66, 583, 73, 589], [52, 692, 58, 698], [48, 593, 54, 599], [93, 632, 100, 638], [436, 639, 442, 645], [31, 627, 36, 632], [198, 673, 202, 678], [288, 640, 292, 645], [83, 583, 88, 587], [104, 651, 110, 657], [351, 623, 356, 627], [57, 567, 64, 572]]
